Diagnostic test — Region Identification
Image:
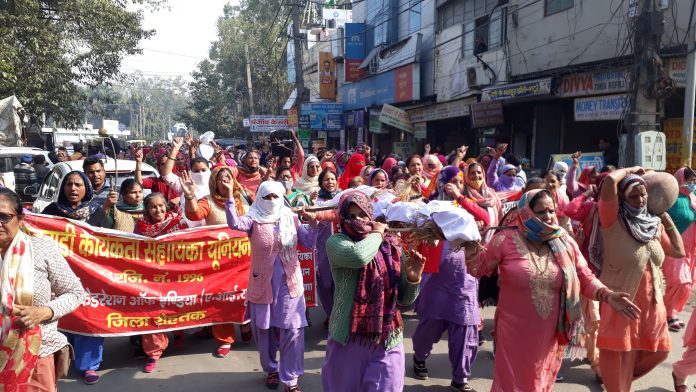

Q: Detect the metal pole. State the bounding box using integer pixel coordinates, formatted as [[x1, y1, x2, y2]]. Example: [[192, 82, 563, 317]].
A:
[[291, 1, 304, 111], [683, 2, 696, 167], [245, 43, 255, 115]]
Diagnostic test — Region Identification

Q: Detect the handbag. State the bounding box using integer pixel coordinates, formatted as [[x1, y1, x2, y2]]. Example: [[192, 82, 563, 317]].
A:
[[53, 344, 74, 379]]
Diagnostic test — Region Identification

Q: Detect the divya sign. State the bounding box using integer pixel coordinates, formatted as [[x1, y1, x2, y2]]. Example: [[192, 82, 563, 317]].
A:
[[558, 68, 630, 97]]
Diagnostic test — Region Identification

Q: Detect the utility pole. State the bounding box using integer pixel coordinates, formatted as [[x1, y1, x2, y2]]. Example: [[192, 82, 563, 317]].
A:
[[683, 2, 696, 167], [625, 0, 664, 166], [245, 43, 256, 115], [291, 1, 304, 112]]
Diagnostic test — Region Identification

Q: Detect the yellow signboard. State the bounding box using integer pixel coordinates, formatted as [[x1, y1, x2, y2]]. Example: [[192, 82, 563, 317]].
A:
[[663, 118, 696, 173]]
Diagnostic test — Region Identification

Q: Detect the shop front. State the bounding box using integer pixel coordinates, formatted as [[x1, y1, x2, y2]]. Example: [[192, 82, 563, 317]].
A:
[[406, 97, 478, 156]]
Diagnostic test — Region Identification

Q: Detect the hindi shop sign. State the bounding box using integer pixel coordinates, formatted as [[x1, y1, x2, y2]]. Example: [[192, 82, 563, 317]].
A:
[[558, 68, 630, 97], [345, 23, 367, 82], [340, 63, 420, 110], [249, 115, 289, 132], [470, 101, 504, 128], [481, 78, 552, 101], [379, 104, 414, 133], [24, 214, 317, 336], [301, 103, 342, 130], [574, 94, 628, 121]]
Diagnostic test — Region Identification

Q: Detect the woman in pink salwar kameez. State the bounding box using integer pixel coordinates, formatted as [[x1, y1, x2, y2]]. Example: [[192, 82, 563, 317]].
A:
[[466, 189, 639, 392]]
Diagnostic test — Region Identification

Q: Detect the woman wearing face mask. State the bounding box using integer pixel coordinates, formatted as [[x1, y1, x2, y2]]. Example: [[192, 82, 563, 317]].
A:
[[412, 167, 489, 392], [294, 156, 321, 196], [105, 179, 144, 233], [485, 144, 522, 192], [182, 165, 253, 356], [597, 168, 685, 392], [225, 181, 317, 392], [662, 167, 696, 333], [321, 191, 425, 392], [277, 167, 312, 208], [134, 193, 189, 373], [422, 154, 442, 183], [553, 161, 570, 195], [41, 171, 110, 385], [465, 189, 641, 392], [337, 153, 366, 191]]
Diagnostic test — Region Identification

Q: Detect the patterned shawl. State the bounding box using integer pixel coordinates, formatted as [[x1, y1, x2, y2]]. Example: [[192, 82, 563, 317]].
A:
[[0, 231, 41, 388], [618, 174, 661, 243], [339, 191, 403, 344], [136, 212, 189, 238], [517, 190, 583, 346], [56, 171, 100, 221]]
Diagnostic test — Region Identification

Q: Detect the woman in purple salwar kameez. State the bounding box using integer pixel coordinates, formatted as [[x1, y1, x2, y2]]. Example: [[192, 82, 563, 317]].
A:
[[225, 181, 316, 392]]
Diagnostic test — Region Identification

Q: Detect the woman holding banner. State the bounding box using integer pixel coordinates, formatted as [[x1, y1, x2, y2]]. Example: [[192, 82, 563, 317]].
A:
[[182, 165, 253, 358], [134, 192, 189, 373], [225, 181, 317, 392], [1, 188, 85, 391], [41, 171, 110, 385]]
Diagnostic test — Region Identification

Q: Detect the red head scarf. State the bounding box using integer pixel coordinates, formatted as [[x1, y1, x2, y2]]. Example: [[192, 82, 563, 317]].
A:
[[338, 153, 366, 190]]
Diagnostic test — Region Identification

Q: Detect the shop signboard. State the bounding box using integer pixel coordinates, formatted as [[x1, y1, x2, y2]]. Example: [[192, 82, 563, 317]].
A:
[[379, 104, 414, 133], [408, 97, 476, 123], [574, 94, 628, 121], [414, 122, 427, 139], [558, 68, 630, 97], [369, 110, 388, 134], [667, 58, 687, 88], [287, 108, 298, 128], [470, 101, 504, 128], [663, 118, 696, 173], [481, 78, 552, 101], [301, 103, 342, 130], [393, 141, 414, 158], [322, 8, 352, 28], [248, 115, 289, 132], [548, 152, 605, 173], [319, 51, 336, 99], [344, 23, 367, 82], [340, 64, 420, 110]]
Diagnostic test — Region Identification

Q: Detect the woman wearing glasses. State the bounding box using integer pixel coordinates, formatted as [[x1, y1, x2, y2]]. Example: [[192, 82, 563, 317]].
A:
[[225, 181, 317, 392], [41, 171, 110, 385], [0, 188, 84, 391]]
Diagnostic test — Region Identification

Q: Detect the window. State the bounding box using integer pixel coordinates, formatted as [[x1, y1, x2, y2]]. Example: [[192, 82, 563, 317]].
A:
[[409, 0, 422, 35], [546, 0, 573, 16], [460, 4, 506, 57]]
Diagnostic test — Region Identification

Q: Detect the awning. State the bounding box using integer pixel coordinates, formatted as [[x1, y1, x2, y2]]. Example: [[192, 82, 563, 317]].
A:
[[282, 89, 297, 111], [359, 45, 382, 69]]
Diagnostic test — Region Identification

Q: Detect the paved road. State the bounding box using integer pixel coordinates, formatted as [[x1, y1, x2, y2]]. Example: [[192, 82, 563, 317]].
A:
[[59, 306, 683, 391]]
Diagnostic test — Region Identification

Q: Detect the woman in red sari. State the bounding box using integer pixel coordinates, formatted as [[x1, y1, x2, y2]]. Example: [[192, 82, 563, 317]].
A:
[[134, 193, 189, 373]]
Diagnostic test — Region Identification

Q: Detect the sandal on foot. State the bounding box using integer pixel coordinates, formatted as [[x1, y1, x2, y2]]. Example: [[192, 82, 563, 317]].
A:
[[143, 358, 157, 373], [413, 357, 429, 380], [265, 372, 280, 390], [450, 381, 475, 392], [669, 319, 682, 332], [83, 370, 100, 385], [285, 385, 302, 392], [214, 345, 231, 358], [241, 324, 253, 343]]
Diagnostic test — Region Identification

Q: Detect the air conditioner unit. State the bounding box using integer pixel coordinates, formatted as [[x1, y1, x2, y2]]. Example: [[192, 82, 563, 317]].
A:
[[465, 64, 490, 88]]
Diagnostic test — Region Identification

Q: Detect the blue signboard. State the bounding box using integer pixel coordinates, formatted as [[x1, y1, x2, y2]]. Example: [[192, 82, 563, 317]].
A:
[[339, 64, 419, 110], [345, 23, 366, 60], [301, 103, 343, 130]]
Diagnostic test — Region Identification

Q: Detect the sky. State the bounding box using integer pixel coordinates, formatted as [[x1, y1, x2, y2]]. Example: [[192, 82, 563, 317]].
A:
[[120, 0, 238, 80]]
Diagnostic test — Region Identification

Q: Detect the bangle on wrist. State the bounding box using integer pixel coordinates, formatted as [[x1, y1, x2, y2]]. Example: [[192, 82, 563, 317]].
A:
[[167, 156, 175, 161], [666, 225, 676, 232], [184, 194, 195, 200]]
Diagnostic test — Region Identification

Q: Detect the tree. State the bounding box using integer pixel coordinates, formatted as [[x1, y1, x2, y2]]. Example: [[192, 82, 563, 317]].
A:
[[182, 0, 292, 138], [0, 0, 164, 126]]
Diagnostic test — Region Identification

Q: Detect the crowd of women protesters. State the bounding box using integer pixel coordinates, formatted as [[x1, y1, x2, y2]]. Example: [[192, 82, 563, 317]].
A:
[[6, 131, 696, 392]]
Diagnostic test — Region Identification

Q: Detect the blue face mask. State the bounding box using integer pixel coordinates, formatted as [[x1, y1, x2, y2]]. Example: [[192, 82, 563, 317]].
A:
[[686, 184, 696, 193]]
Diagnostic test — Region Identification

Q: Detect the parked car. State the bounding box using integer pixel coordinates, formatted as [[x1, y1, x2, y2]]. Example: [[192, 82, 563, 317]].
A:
[[31, 159, 159, 213], [0, 147, 53, 191]]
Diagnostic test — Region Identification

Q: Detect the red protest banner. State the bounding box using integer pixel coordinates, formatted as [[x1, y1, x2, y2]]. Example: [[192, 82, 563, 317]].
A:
[[23, 213, 317, 336]]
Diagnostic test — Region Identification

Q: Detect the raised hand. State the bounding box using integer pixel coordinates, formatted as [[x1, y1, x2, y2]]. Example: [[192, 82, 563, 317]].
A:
[[571, 151, 581, 166], [424, 144, 431, 154], [172, 137, 183, 150], [181, 171, 197, 198], [134, 149, 143, 163], [457, 145, 468, 157], [444, 183, 462, 199], [495, 143, 508, 157]]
